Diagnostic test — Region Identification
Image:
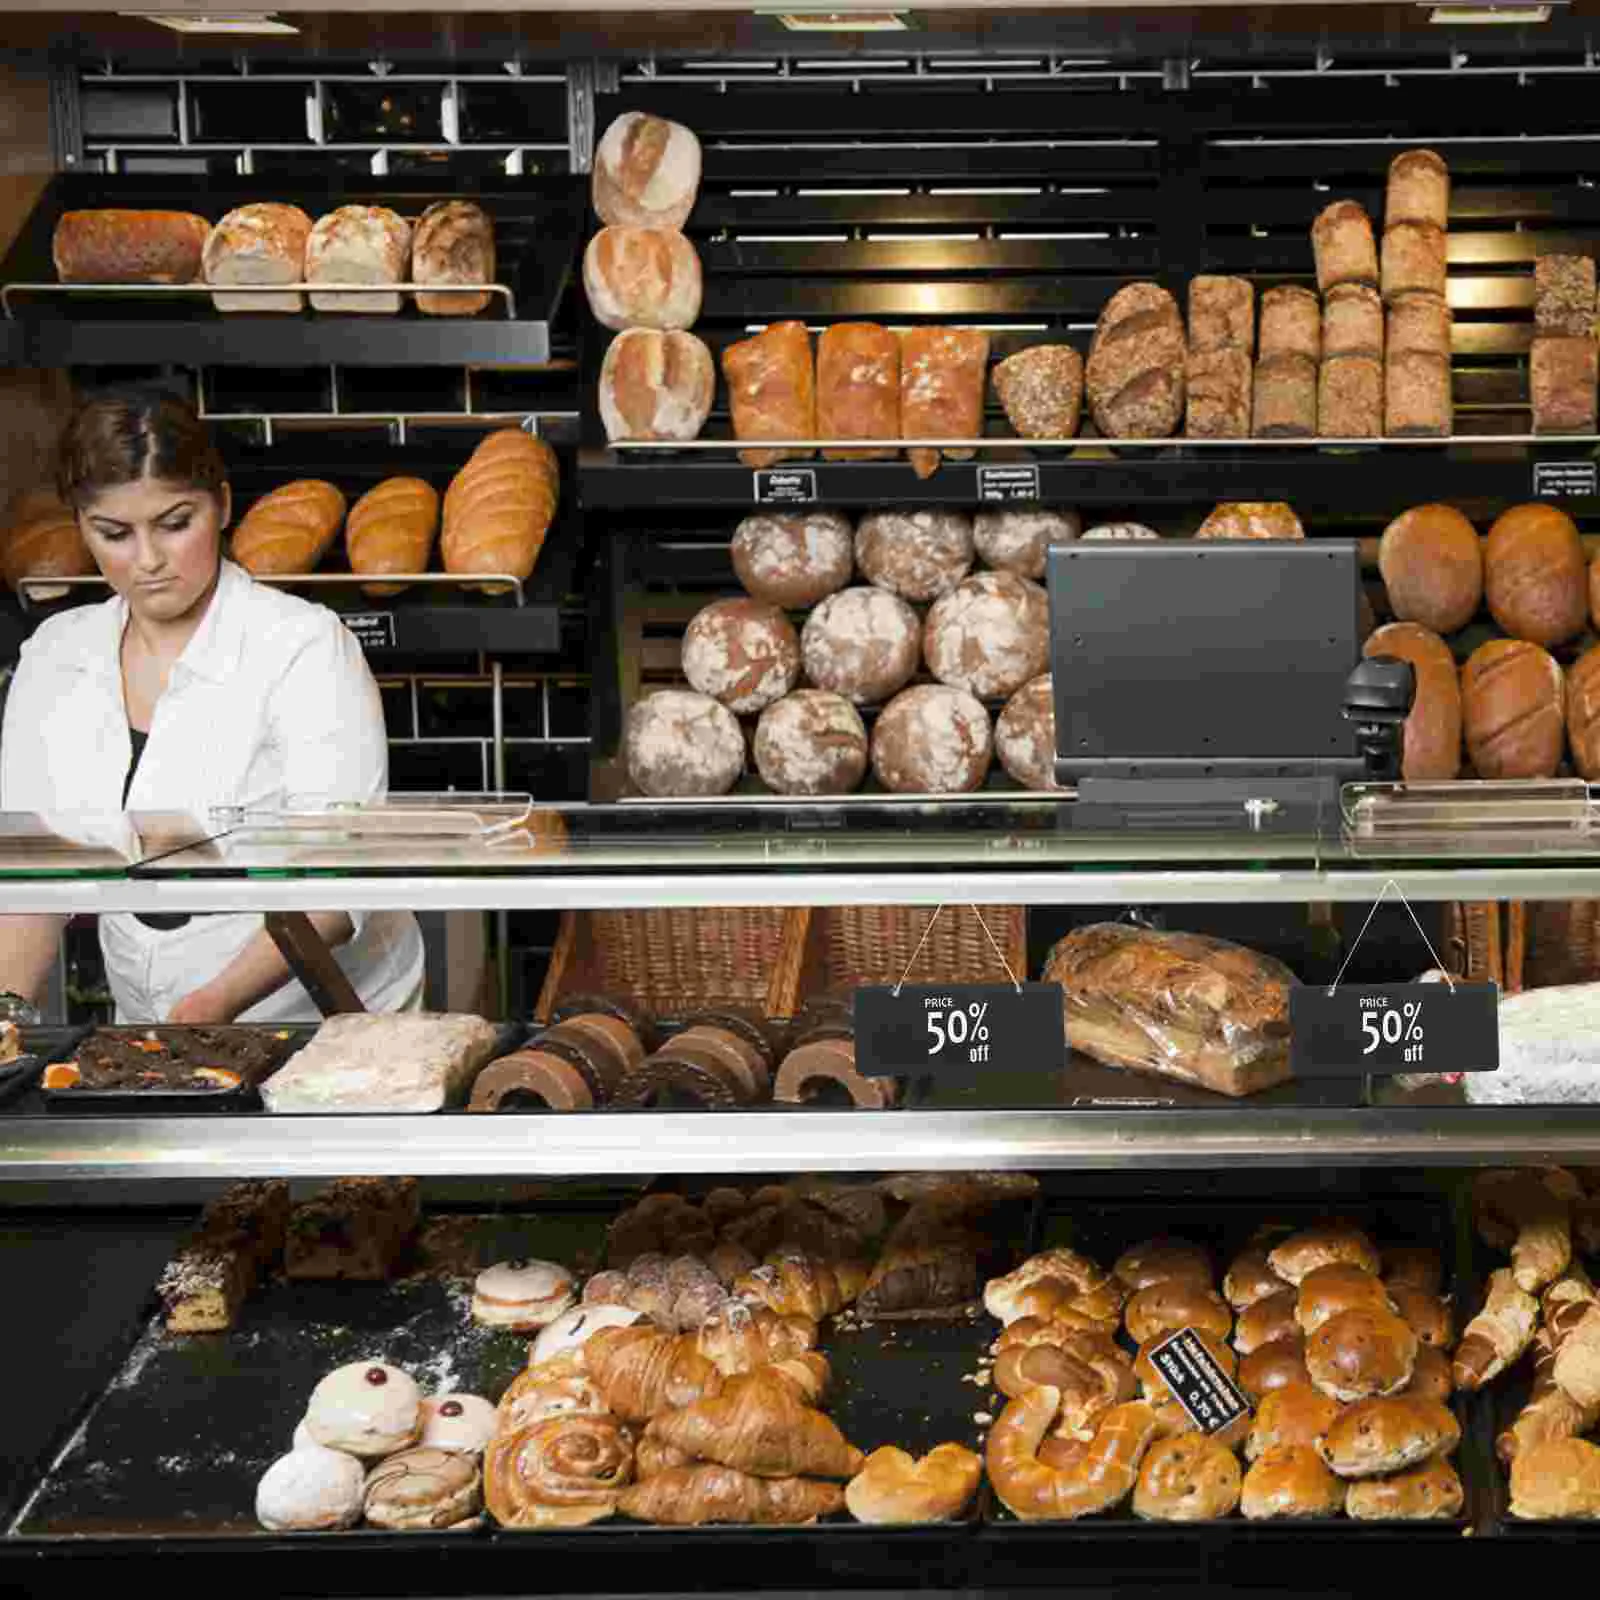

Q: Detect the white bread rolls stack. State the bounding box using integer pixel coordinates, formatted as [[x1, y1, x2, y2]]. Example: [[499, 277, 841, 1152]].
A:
[[593, 113, 702, 230], [584, 227, 703, 332]]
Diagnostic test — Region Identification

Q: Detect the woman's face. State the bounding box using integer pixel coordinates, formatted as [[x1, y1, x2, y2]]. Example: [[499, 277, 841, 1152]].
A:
[[78, 475, 230, 625]]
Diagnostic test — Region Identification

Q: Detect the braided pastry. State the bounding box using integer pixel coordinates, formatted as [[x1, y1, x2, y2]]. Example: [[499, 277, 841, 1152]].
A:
[[483, 1415, 635, 1528]]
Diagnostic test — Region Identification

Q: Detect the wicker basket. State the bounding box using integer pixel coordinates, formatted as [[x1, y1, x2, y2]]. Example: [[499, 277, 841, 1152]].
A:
[[534, 907, 807, 1024], [1446, 902, 1526, 993], [1448, 900, 1600, 994]]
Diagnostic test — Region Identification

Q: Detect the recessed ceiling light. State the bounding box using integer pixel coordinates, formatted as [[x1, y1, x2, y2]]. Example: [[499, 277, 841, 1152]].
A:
[[1427, 4, 1553, 20], [123, 13, 301, 34], [764, 11, 914, 31]]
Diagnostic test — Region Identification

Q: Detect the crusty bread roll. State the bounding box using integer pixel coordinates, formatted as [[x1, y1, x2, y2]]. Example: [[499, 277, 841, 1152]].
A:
[[306, 205, 411, 314], [1364, 623, 1463, 783], [593, 112, 702, 231], [346, 476, 440, 596], [203, 203, 312, 312], [441, 429, 559, 586], [817, 323, 900, 460], [413, 200, 496, 318], [1461, 638, 1566, 780], [231, 480, 346, 576], [600, 328, 714, 443], [53, 209, 210, 284], [0, 489, 94, 598], [1485, 502, 1588, 646], [1312, 201, 1378, 293], [722, 321, 815, 468], [584, 226, 702, 333], [1378, 503, 1482, 634], [1087, 282, 1186, 439], [900, 326, 990, 478]]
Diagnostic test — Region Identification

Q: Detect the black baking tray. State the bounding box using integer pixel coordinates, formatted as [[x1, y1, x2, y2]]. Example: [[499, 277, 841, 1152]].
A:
[[0, 1026, 89, 1108]]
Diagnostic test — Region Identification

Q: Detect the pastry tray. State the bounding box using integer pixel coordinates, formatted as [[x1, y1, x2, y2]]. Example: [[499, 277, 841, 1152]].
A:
[[0, 1027, 89, 1109]]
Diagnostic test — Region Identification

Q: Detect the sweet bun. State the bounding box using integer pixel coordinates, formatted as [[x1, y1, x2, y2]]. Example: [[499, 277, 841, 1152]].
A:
[[1386, 1284, 1455, 1350], [256, 1444, 365, 1531], [1461, 638, 1566, 780], [1240, 1444, 1347, 1520], [1378, 505, 1482, 634], [1295, 1264, 1395, 1337], [363, 1446, 482, 1530], [1239, 1336, 1310, 1401], [532, 1303, 645, 1369], [1113, 1238, 1214, 1293], [1306, 1308, 1419, 1404], [1316, 1395, 1460, 1478], [1346, 1456, 1463, 1520], [1245, 1381, 1343, 1462], [1223, 1246, 1289, 1311], [1133, 1434, 1242, 1521], [1400, 1343, 1454, 1403], [1124, 1282, 1233, 1347], [472, 1260, 578, 1332], [1268, 1222, 1381, 1286], [844, 1443, 982, 1524], [1234, 1288, 1298, 1355], [1509, 1436, 1600, 1518], [304, 1363, 422, 1459], [1364, 623, 1462, 783], [1485, 502, 1588, 647]]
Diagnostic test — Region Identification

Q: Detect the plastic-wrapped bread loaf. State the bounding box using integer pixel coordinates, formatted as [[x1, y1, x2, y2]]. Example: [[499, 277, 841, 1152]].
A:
[[345, 476, 440, 596], [306, 205, 411, 314], [412, 200, 496, 318], [230, 480, 346, 576], [900, 326, 990, 478], [203, 203, 312, 312], [722, 321, 816, 468], [441, 429, 559, 586], [0, 489, 94, 599], [53, 209, 210, 284], [817, 323, 900, 460]]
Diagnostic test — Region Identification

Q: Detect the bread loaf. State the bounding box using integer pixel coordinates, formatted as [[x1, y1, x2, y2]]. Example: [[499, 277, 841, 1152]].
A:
[[626, 690, 744, 798], [722, 321, 816, 468], [1087, 283, 1185, 438], [413, 200, 496, 318], [1567, 645, 1600, 779], [1387, 292, 1452, 358], [53, 209, 209, 284], [1535, 254, 1596, 338], [1461, 638, 1566, 779], [1187, 276, 1254, 355], [600, 328, 715, 443], [1531, 334, 1598, 434], [973, 508, 1077, 581], [584, 226, 701, 333], [1312, 201, 1379, 293], [346, 477, 439, 596], [1378, 504, 1483, 634], [856, 509, 973, 603], [1252, 353, 1317, 437], [900, 326, 990, 478], [732, 510, 852, 607], [1258, 286, 1321, 362], [1185, 348, 1252, 439], [1382, 222, 1447, 305], [441, 429, 559, 585], [0, 489, 94, 597], [231, 480, 346, 576], [1387, 149, 1450, 230], [816, 324, 900, 460], [1323, 283, 1383, 360], [1385, 351, 1453, 437], [754, 690, 868, 797], [995, 675, 1060, 791], [682, 597, 800, 714], [870, 684, 993, 794], [801, 587, 921, 705], [992, 344, 1083, 439], [593, 112, 701, 230], [306, 206, 410, 314], [1195, 502, 1303, 541], [1485, 502, 1588, 646], [922, 571, 1049, 699], [1318, 354, 1382, 438], [202, 203, 311, 312]]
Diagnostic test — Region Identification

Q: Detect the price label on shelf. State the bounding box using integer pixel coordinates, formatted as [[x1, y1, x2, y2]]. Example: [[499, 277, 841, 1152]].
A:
[[753, 468, 818, 505], [1533, 460, 1598, 500], [976, 464, 1041, 503], [1146, 1328, 1252, 1436], [340, 611, 397, 652], [853, 981, 1064, 1081], [1289, 981, 1498, 1078]]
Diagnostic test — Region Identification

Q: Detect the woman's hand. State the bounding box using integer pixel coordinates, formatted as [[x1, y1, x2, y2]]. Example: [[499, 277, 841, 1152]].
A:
[[166, 983, 238, 1025]]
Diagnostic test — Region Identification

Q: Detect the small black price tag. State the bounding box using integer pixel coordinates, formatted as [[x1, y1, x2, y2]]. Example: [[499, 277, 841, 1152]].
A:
[[976, 464, 1041, 503], [341, 611, 397, 652], [1533, 460, 1598, 500], [1146, 1328, 1252, 1437], [1289, 981, 1498, 1078], [853, 982, 1064, 1081], [754, 468, 818, 505]]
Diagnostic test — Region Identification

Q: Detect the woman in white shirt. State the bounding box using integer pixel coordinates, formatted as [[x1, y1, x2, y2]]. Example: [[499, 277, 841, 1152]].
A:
[[0, 389, 424, 1022]]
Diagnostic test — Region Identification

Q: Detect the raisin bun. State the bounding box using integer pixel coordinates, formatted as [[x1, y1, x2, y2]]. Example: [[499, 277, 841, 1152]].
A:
[[731, 511, 854, 608], [973, 508, 1079, 580], [855, 509, 974, 602], [924, 572, 1050, 700], [801, 587, 921, 705], [995, 675, 1061, 791], [626, 690, 745, 798], [1306, 1307, 1419, 1403], [871, 684, 993, 794], [1240, 1444, 1347, 1520], [681, 598, 801, 714], [754, 690, 869, 796]]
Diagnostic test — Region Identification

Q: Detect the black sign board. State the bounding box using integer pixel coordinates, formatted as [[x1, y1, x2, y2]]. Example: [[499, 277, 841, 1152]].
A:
[[854, 982, 1064, 1081], [340, 611, 398, 652], [1289, 981, 1498, 1078], [754, 468, 818, 505], [976, 464, 1042, 503], [1533, 460, 1598, 500], [1146, 1328, 1252, 1436]]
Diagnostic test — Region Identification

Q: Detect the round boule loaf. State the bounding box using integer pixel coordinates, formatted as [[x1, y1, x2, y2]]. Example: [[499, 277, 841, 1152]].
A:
[[754, 690, 869, 796], [626, 689, 745, 797], [923, 571, 1050, 699], [973, 508, 1078, 579], [582, 226, 702, 332], [871, 684, 993, 794], [1461, 638, 1566, 779], [731, 511, 853, 607], [1364, 622, 1462, 781], [995, 675, 1060, 791], [1082, 522, 1160, 541], [801, 586, 921, 705], [1485, 502, 1588, 646], [855, 509, 974, 602], [681, 597, 801, 714], [1378, 504, 1483, 635], [1086, 282, 1186, 439], [592, 112, 701, 230], [1567, 645, 1600, 780], [1195, 502, 1304, 541]]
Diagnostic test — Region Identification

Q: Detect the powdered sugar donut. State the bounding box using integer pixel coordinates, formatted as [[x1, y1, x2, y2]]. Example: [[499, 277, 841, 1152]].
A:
[[530, 1302, 644, 1369], [856, 509, 974, 602], [731, 511, 854, 607], [292, 1416, 317, 1451], [801, 587, 921, 705], [871, 684, 994, 794], [1082, 522, 1160, 541], [257, 1444, 366, 1531], [754, 690, 869, 796], [472, 1259, 577, 1331], [924, 571, 1050, 699], [681, 598, 800, 714], [974, 508, 1079, 579], [626, 690, 745, 797], [304, 1362, 422, 1459], [418, 1394, 499, 1456], [995, 675, 1061, 791]]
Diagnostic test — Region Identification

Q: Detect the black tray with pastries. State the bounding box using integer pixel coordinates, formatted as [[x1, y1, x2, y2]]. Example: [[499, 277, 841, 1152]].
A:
[[0, 1025, 90, 1109]]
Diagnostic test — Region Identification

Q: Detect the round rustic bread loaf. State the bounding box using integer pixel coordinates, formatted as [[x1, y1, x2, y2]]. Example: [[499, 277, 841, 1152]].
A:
[[995, 675, 1060, 791], [924, 571, 1050, 700], [1364, 623, 1462, 781], [592, 112, 701, 230], [626, 689, 745, 797], [801, 586, 921, 705], [754, 690, 869, 796], [731, 511, 853, 607], [871, 685, 993, 794], [1486, 503, 1588, 646], [1086, 282, 1186, 439], [600, 328, 715, 443], [1568, 645, 1600, 780], [1082, 522, 1160, 542], [1378, 504, 1483, 634], [681, 598, 800, 714], [1461, 638, 1566, 779], [973, 508, 1078, 580], [583, 226, 702, 332], [1196, 502, 1304, 541], [855, 509, 974, 602]]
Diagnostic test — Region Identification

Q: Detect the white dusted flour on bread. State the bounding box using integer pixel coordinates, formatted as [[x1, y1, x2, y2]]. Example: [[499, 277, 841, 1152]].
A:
[[305, 205, 411, 314], [1465, 983, 1600, 1104], [1081, 522, 1161, 541], [973, 508, 1079, 580], [626, 689, 745, 797], [995, 674, 1061, 790], [600, 328, 715, 442], [731, 511, 853, 607], [923, 571, 1050, 700], [872, 684, 993, 793], [583, 226, 702, 332], [801, 587, 921, 705], [755, 690, 869, 796], [593, 112, 702, 230], [856, 509, 974, 602], [203, 202, 312, 312], [681, 597, 800, 714]]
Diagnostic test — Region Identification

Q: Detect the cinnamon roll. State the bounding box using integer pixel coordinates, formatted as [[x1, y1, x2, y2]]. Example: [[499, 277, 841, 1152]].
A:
[[484, 1415, 635, 1529]]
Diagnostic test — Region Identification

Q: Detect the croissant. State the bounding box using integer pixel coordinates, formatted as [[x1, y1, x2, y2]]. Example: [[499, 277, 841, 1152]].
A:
[[345, 475, 438, 596], [1453, 1267, 1539, 1391], [645, 1367, 864, 1479], [695, 1301, 817, 1375], [441, 428, 559, 588], [856, 1230, 983, 1318], [986, 1388, 1161, 1520], [483, 1415, 634, 1528], [765, 1352, 832, 1406], [231, 479, 345, 576], [617, 1463, 845, 1526], [585, 1325, 724, 1423], [636, 1436, 695, 1479], [1474, 1168, 1577, 1293], [845, 1444, 982, 1524], [1499, 1323, 1600, 1462], [733, 1251, 867, 1320]]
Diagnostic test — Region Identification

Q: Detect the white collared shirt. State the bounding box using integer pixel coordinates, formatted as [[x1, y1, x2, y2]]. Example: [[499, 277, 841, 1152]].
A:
[[0, 561, 424, 1021]]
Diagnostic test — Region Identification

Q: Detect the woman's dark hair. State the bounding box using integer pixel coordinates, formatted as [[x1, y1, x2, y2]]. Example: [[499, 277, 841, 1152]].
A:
[[56, 389, 227, 511]]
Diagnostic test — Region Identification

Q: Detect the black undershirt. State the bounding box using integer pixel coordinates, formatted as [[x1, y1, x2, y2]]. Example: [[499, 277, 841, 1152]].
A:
[[125, 727, 192, 932]]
